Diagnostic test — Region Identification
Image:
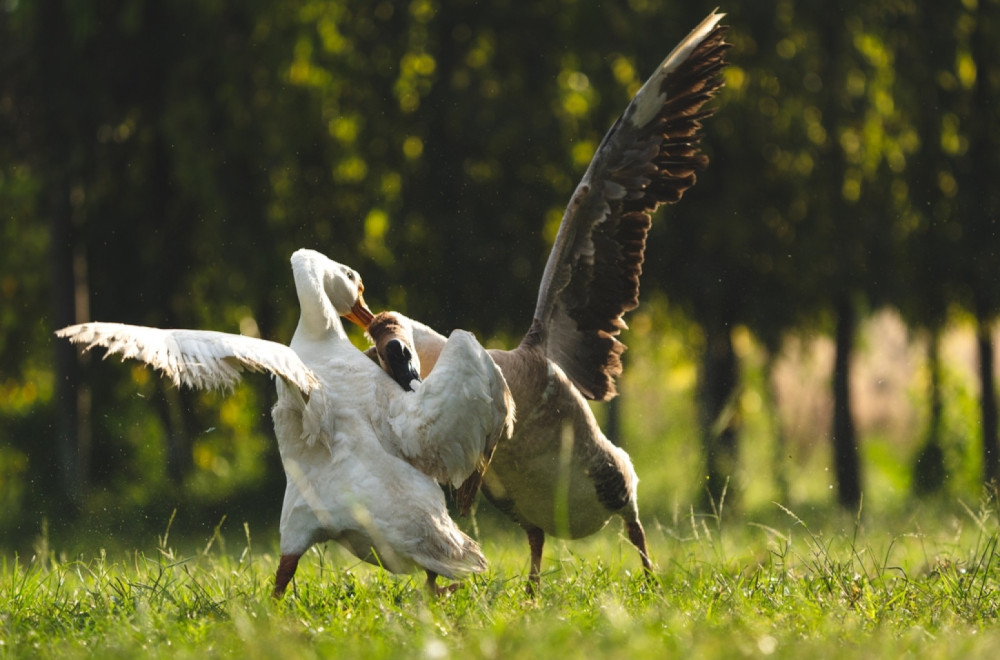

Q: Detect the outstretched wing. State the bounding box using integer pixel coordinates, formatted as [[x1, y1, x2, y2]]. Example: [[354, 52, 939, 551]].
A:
[[529, 10, 729, 401], [56, 322, 319, 394], [386, 329, 514, 489]]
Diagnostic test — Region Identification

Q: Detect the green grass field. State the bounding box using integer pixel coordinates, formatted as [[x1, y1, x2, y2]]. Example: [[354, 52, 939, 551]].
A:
[[4, 305, 999, 657], [3, 494, 999, 659]]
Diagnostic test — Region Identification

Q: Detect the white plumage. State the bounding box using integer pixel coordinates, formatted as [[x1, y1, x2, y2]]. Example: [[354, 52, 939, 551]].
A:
[[56, 323, 319, 393], [380, 326, 513, 488], [57, 248, 514, 596]]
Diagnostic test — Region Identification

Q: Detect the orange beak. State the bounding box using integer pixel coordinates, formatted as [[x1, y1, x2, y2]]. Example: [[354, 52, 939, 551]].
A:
[[345, 291, 375, 329]]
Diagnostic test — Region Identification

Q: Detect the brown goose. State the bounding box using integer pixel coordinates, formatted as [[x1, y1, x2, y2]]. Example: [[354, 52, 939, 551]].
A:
[[397, 11, 729, 590]]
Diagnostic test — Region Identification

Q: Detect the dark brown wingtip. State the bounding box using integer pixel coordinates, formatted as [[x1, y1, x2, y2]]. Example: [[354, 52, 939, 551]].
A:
[[635, 24, 729, 215], [537, 17, 730, 404], [578, 22, 730, 401]]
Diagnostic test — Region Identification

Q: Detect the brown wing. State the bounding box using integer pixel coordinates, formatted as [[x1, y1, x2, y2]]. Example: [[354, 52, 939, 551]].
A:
[[528, 10, 729, 401]]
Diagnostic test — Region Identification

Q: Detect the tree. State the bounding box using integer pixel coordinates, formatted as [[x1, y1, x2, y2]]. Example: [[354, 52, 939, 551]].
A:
[[960, 0, 1000, 486], [893, 1, 965, 495]]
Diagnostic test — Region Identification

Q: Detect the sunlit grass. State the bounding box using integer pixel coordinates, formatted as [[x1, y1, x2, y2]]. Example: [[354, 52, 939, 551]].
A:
[[5, 301, 1000, 656], [3, 492, 1000, 659]]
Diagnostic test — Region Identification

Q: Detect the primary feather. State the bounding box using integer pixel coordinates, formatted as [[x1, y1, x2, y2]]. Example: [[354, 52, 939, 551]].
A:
[[56, 323, 319, 393]]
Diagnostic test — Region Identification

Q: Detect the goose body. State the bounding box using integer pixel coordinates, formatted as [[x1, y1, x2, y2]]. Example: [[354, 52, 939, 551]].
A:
[[397, 11, 729, 589], [57, 248, 512, 596]]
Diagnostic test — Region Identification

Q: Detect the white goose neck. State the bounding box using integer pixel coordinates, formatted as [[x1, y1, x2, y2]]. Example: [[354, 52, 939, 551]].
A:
[[292, 255, 348, 343], [294, 306, 348, 342]]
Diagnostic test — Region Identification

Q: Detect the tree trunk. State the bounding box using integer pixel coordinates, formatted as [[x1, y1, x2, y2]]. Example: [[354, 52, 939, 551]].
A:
[[977, 318, 999, 486], [763, 352, 789, 503], [50, 176, 91, 509], [699, 323, 740, 512], [42, 0, 90, 509], [832, 296, 861, 509], [159, 384, 195, 484], [913, 330, 946, 495], [969, 1, 1000, 489]]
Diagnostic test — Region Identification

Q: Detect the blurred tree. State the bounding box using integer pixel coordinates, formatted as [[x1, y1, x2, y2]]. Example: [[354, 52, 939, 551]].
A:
[[663, 1, 920, 510], [6, 0, 1000, 530], [893, 1, 964, 495], [3, 0, 362, 512], [31, 0, 97, 508], [652, 3, 820, 507], [959, 0, 1000, 487], [0, 0, 50, 521], [761, 2, 911, 509], [810, 3, 866, 510]]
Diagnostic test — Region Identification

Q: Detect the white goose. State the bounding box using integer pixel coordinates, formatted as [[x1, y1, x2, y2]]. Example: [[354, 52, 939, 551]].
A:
[[56, 248, 513, 596], [395, 11, 729, 590]]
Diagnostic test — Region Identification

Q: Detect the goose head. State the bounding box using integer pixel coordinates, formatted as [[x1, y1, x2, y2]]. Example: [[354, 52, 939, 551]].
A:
[[291, 249, 375, 338], [367, 312, 422, 391]]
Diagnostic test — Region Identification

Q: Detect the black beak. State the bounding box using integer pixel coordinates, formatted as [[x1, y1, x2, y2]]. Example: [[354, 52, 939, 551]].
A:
[[384, 339, 421, 392]]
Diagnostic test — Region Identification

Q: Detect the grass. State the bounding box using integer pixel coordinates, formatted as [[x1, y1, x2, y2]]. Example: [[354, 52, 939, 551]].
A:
[[4, 304, 999, 657], [3, 495, 1000, 659]]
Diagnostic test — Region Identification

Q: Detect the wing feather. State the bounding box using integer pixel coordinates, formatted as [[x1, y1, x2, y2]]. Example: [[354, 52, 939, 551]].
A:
[[529, 10, 729, 401], [387, 329, 514, 488], [56, 322, 319, 394], [389, 317, 512, 510]]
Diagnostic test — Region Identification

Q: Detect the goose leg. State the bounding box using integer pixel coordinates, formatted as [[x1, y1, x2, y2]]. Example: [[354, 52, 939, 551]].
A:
[[426, 571, 460, 596], [525, 526, 545, 596], [273, 553, 301, 598]]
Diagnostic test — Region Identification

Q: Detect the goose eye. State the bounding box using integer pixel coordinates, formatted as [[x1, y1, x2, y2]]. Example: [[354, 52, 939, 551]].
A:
[[346, 271, 356, 282]]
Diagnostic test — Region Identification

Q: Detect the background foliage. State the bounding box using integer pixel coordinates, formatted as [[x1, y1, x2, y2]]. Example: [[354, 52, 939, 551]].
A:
[[2, 0, 1000, 547]]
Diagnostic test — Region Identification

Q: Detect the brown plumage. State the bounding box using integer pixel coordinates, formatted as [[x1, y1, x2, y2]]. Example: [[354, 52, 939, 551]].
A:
[[536, 14, 729, 403], [365, 311, 423, 392], [400, 11, 728, 592]]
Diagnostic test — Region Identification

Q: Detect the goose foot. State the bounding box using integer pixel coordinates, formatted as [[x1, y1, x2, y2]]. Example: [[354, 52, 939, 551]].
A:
[[426, 571, 460, 596]]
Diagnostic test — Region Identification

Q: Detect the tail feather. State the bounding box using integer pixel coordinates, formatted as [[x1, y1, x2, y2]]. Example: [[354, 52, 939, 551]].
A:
[[411, 525, 487, 579]]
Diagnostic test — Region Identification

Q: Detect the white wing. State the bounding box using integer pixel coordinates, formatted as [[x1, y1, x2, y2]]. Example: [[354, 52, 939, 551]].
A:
[[385, 329, 514, 487], [56, 322, 319, 394]]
